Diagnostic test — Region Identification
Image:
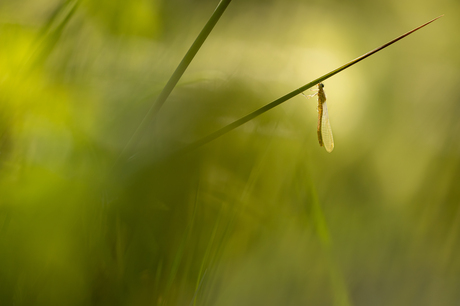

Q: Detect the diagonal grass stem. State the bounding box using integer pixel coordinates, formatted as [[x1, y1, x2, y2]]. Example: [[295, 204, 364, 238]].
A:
[[118, 0, 233, 162], [175, 15, 443, 156]]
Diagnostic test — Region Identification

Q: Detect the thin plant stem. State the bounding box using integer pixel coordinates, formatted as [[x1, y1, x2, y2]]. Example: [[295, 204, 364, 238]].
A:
[[118, 0, 233, 162], [174, 15, 443, 156]]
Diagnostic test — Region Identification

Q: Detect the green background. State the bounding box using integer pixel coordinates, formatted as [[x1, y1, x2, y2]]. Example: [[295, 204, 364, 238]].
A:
[[0, 0, 458, 305]]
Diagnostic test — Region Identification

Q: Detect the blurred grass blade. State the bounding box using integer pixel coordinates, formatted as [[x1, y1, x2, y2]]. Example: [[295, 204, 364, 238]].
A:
[[177, 15, 443, 155], [36, 0, 78, 38], [189, 269, 207, 306], [30, 0, 79, 68], [299, 162, 352, 306], [119, 0, 233, 161]]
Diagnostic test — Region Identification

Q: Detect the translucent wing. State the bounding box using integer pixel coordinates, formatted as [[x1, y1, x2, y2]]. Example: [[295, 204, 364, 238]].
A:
[[321, 102, 334, 153]]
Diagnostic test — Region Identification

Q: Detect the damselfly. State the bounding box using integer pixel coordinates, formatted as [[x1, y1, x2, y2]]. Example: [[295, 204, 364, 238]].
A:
[[303, 83, 334, 152]]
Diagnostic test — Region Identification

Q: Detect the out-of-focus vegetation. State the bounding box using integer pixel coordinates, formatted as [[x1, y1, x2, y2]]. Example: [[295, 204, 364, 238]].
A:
[[0, 0, 459, 305]]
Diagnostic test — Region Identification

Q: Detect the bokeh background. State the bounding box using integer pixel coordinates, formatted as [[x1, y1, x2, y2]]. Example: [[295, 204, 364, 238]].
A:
[[0, 0, 459, 305]]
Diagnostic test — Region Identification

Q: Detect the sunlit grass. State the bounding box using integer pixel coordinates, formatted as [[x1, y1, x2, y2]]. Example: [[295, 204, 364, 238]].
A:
[[0, 1, 456, 306]]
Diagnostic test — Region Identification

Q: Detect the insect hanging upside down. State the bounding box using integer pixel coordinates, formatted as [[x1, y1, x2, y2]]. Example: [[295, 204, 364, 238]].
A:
[[303, 83, 334, 153]]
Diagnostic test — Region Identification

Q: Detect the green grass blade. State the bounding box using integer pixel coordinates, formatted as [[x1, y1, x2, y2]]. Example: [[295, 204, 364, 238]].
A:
[[175, 15, 443, 156], [118, 0, 233, 162], [306, 14, 443, 87]]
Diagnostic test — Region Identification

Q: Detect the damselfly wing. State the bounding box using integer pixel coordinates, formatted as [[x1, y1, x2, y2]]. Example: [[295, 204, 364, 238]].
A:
[[320, 100, 334, 152], [316, 83, 334, 152]]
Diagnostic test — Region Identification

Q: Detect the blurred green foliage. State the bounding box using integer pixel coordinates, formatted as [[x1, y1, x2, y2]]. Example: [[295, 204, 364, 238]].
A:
[[0, 0, 459, 305]]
